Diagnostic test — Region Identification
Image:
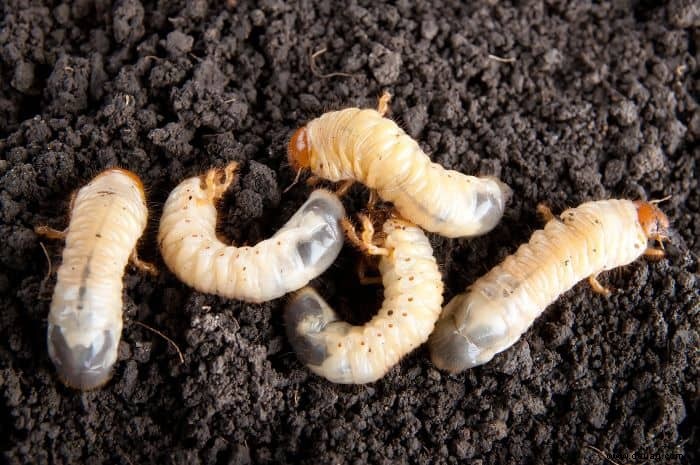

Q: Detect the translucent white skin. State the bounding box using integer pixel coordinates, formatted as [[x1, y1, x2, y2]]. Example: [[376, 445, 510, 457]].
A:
[[158, 169, 346, 303], [285, 219, 444, 384], [429, 199, 654, 373], [47, 169, 148, 390], [302, 107, 511, 238]]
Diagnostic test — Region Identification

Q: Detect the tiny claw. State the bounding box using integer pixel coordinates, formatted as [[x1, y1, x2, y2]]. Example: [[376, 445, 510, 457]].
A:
[[644, 247, 666, 260], [377, 91, 392, 116], [536, 203, 555, 222], [130, 249, 158, 276], [588, 275, 612, 297], [358, 214, 376, 245]]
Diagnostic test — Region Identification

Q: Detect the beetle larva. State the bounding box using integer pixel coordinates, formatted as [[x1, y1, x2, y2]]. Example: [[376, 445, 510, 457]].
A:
[[284, 215, 444, 383], [36, 168, 153, 390], [157, 162, 346, 303], [287, 93, 511, 238], [429, 199, 670, 373]]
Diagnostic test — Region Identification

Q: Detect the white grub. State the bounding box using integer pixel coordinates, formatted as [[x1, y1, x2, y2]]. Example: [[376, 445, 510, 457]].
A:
[[158, 162, 346, 303], [285, 216, 444, 383], [40, 169, 151, 390], [288, 92, 511, 238], [429, 199, 670, 373]]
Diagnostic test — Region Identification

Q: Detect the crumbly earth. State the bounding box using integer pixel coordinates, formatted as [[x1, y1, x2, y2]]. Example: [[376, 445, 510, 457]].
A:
[[1, 1, 698, 464]]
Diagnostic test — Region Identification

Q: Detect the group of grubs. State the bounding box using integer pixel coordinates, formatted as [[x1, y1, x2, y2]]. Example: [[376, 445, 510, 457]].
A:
[[37, 92, 671, 389]]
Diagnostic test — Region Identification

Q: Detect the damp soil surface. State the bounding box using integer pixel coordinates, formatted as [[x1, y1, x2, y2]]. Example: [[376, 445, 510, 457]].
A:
[[1, 1, 699, 464]]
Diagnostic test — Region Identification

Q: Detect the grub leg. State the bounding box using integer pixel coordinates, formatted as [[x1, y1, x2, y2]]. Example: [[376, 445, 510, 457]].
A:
[[34, 225, 67, 240], [342, 214, 389, 256], [130, 249, 158, 276], [644, 247, 666, 260], [588, 274, 612, 297], [377, 91, 392, 116], [536, 203, 555, 222]]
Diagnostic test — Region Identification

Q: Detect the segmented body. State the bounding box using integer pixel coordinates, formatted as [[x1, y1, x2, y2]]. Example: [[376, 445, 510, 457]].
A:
[[158, 163, 346, 303], [291, 105, 511, 238], [47, 169, 148, 390], [285, 219, 444, 383], [429, 199, 662, 373]]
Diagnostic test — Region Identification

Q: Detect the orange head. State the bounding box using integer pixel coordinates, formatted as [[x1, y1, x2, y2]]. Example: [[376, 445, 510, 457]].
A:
[[635, 201, 670, 243], [97, 168, 145, 195], [288, 126, 311, 170]]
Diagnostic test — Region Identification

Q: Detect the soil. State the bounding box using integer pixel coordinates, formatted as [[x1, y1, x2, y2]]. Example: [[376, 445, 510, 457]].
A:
[[1, 1, 698, 464]]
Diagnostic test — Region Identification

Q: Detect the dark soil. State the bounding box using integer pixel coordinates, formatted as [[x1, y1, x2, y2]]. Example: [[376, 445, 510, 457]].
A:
[[1, 1, 698, 464]]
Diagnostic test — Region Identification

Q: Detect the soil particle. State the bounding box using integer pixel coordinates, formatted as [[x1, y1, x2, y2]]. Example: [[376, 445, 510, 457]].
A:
[[368, 43, 402, 85], [0, 1, 698, 464], [45, 55, 90, 116], [113, 0, 145, 46], [165, 31, 195, 58]]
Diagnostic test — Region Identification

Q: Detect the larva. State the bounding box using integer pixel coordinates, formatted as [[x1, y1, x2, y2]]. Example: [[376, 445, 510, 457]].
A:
[[284, 215, 444, 384], [429, 199, 670, 373], [157, 162, 346, 303], [37, 168, 153, 390], [287, 93, 511, 238]]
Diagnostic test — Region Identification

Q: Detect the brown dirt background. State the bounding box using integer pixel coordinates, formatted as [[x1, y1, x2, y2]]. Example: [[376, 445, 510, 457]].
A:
[[1, 1, 698, 464]]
